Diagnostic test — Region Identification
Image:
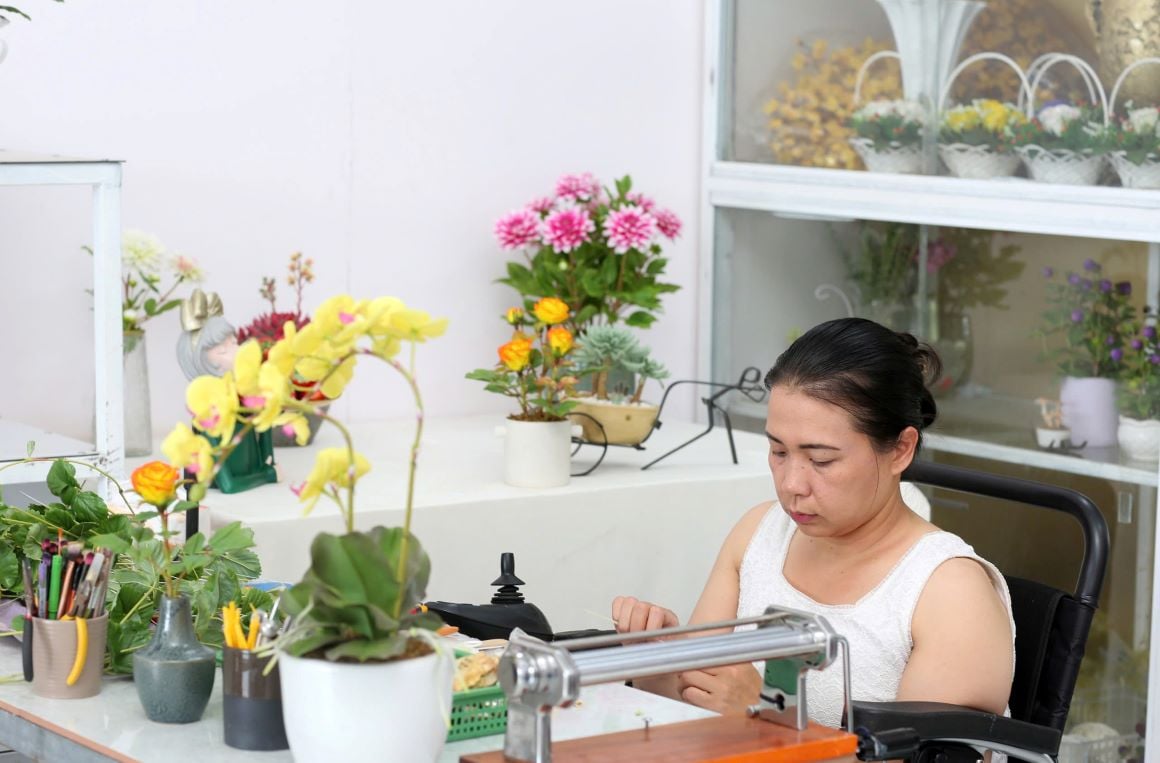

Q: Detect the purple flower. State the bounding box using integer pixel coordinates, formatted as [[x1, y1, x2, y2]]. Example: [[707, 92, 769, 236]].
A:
[[1117, 281, 1132, 296], [1151, 354, 1160, 365], [1042, 266, 1054, 278], [1068, 273, 1082, 286], [1107, 335, 1117, 346], [1147, 326, 1157, 339], [1084, 258, 1100, 272], [1100, 279, 1112, 293], [1071, 309, 1084, 322], [1082, 279, 1093, 290], [1132, 339, 1144, 350], [1111, 348, 1124, 362]]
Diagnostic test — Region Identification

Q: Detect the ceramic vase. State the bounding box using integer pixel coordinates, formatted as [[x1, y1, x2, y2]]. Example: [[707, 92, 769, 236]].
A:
[[1117, 416, 1160, 463], [133, 595, 216, 723], [123, 330, 153, 457], [1060, 377, 1119, 449], [500, 418, 572, 488], [279, 650, 453, 763]]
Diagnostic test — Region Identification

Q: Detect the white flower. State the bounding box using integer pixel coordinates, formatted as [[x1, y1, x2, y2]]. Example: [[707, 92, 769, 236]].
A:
[[1127, 106, 1160, 134], [1037, 104, 1082, 136], [854, 99, 925, 125], [122, 309, 139, 322], [122, 230, 165, 273]]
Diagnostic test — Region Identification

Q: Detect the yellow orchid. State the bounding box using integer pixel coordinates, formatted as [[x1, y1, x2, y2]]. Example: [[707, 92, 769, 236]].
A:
[[388, 308, 449, 343], [292, 447, 371, 515], [186, 374, 238, 441], [267, 324, 299, 377], [239, 361, 292, 432], [312, 294, 368, 352], [273, 412, 312, 447], [364, 296, 405, 336], [319, 355, 357, 400], [232, 340, 263, 398], [160, 423, 215, 484]]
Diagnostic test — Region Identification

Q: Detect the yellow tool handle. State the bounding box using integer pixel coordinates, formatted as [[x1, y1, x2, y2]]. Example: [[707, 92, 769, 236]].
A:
[[66, 617, 88, 687], [246, 610, 260, 650]]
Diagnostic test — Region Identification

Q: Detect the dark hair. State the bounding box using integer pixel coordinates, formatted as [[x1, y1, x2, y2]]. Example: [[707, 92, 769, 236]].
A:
[[763, 318, 941, 452]]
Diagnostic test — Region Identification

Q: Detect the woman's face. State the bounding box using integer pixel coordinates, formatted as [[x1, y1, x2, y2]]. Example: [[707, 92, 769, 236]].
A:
[[765, 385, 913, 538], [206, 335, 239, 375]]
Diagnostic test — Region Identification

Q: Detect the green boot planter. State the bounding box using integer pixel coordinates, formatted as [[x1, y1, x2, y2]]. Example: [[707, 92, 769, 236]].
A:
[[212, 428, 277, 494]]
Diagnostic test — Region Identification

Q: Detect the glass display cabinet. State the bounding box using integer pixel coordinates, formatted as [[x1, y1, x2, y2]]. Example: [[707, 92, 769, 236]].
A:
[[700, 1, 1160, 759]]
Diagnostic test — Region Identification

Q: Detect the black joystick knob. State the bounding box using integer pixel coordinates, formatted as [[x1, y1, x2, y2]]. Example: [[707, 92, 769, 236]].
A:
[[490, 552, 525, 604]]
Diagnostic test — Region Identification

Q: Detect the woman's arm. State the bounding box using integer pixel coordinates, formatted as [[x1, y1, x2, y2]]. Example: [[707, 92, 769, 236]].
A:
[[614, 501, 773, 700], [896, 557, 1014, 714]]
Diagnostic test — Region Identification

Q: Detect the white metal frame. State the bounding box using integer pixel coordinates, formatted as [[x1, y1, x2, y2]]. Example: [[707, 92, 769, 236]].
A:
[[697, 0, 1160, 752], [0, 154, 124, 498]]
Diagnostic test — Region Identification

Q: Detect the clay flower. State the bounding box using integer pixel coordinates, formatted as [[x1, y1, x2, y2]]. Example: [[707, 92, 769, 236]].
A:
[[604, 207, 656, 254], [532, 297, 570, 325], [131, 461, 179, 508], [547, 327, 574, 356], [494, 209, 542, 250], [498, 336, 533, 371], [541, 207, 596, 253]]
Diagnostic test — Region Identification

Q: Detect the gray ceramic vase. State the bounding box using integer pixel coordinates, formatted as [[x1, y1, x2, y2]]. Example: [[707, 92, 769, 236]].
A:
[[133, 595, 216, 723]]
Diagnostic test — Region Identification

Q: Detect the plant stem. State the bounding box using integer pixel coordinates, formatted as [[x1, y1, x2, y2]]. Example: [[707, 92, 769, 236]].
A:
[[304, 405, 358, 533], [118, 580, 162, 625], [387, 344, 424, 620], [159, 509, 177, 599]]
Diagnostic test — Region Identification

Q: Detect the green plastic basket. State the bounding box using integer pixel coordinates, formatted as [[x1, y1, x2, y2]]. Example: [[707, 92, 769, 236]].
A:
[[448, 683, 508, 741]]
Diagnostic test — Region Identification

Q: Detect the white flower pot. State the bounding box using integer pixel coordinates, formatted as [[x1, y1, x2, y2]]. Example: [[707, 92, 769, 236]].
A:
[[1036, 427, 1072, 449], [501, 418, 572, 488], [280, 650, 453, 763], [1109, 152, 1160, 189], [1060, 377, 1119, 449], [1117, 416, 1160, 463], [1017, 147, 1105, 186], [849, 138, 924, 174], [570, 399, 660, 446], [939, 144, 1021, 179]]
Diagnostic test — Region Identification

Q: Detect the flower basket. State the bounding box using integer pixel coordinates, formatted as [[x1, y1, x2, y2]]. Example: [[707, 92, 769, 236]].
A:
[[1107, 58, 1160, 189], [1016, 54, 1110, 186], [849, 138, 924, 174], [937, 53, 1033, 180]]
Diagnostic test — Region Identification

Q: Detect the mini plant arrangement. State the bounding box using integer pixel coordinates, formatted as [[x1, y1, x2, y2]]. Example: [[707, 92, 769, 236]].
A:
[[466, 298, 579, 488], [938, 98, 1027, 179], [1033, 398, 1072, 450], [493, 173, 682, 335], [848, 99, 927, 175], [235, 253, 329, 446], [1013, 102, 1109, 185], [569, 326, 670, 446], [1106, 102, 1160, 189], [162, 292, 454, 761], [1116, 322, 1160, 463], [1037, 260, 1136, 449]]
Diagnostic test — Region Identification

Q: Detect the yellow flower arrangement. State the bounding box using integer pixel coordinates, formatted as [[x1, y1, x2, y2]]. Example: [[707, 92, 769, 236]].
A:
[[940, 99, 1027, 150]]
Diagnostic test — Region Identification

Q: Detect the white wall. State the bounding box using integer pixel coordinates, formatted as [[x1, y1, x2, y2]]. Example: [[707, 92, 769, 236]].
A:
[[0, 0, 703, 445]]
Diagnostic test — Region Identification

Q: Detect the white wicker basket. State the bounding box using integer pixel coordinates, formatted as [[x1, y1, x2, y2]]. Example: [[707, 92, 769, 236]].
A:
[[1017, 146, 1106, 185], [1109, 152, 1160, 189], [849, 137, 924, 174], [1058, 687, 1146, 763], [939, 143, 1021, 179], [1058, 730, 1139, 763]]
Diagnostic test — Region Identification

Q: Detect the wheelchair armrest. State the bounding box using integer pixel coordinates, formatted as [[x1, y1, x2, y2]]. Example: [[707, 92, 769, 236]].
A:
[[853, 700, 1061, 760]]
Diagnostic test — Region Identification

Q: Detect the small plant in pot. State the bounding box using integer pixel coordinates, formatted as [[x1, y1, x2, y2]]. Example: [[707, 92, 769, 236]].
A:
[[1116, 322, 1160, 463], [569, 325, 669, 446], [1106, 101, 1160, 189], [1033, 397, 1072, 450], [938, 99, 1027, 179], [236, 252, 334, 446], [163, 292, 452, 761], [466, 298, 580, 488], [1013, 102, 1109, 186], [848, 99, 926, 174]]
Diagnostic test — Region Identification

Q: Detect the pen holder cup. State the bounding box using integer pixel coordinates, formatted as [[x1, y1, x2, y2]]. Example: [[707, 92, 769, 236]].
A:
[[30, 613, 108, 699], [222, 646, 289, 751]]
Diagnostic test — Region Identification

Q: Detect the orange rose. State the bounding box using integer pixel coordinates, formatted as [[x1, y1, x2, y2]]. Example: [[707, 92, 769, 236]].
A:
[[131, 461, 180, 508], [505, 307, 524, 325], [532, 297, 569, 325], [547, 326, 573, 355], [498, 336, 533, 372]]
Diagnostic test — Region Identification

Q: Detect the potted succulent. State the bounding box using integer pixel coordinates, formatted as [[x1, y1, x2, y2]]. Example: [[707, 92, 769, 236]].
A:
[[848, 99, 927, 174], [1013, 102, 1109, 185], [1037, 261, 1136, 449], [569, 326, 669, 446], [236, 252, 331, 446], [493, 173, 682, 335], [162, 292, 452, 761], [1116, 322, 1160, 463], [1106, 102, 1160, 189], [466, 298, 579, 488], [939, 99, 1027, 179]]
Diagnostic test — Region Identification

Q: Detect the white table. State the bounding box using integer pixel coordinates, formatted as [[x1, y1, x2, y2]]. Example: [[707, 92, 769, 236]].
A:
[[200, 414, 773, 631], [0, 641, 715, 762]]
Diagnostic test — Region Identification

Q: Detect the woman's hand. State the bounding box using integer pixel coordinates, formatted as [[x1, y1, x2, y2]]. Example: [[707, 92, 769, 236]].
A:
[[677, 663, 762, 715], [611, 596, 680, 635]]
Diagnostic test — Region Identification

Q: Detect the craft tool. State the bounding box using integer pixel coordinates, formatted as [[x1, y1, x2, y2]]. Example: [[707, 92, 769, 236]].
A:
[[47, 552, 63, 620], [21, 559, 34, 682], [56, 558, 76, 620]]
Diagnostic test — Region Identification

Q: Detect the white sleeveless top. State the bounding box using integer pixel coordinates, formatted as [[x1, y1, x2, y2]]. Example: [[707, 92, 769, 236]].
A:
[[736, 503, 1016, 728]]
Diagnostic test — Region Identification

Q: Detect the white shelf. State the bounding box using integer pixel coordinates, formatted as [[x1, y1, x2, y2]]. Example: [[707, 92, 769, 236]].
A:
[[0, 420, 101, 486], [727, 398, 1159, 488], [707, 162, 1160, 244]]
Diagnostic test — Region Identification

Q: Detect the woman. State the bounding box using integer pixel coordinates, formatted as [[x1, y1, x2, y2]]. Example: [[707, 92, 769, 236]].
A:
[[612, 318, 1014, 727]]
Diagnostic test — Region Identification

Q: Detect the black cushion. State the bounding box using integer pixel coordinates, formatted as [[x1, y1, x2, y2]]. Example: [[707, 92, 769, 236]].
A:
[[1005, 576, 1063, 723], [853, 700, 1061, 756]]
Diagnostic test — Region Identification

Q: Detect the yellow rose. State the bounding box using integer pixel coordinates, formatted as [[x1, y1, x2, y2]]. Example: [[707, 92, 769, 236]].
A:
[[547, 326, 573, 355], [532, 297, 569, 325], [131, 461, 180, 508], [505, 307, 524, 325], [498, 337, 533, 372]]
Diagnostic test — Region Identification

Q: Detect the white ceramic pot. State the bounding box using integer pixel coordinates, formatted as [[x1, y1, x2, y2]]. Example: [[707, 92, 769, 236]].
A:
[[1117, 416, 1160, 463], [1060, 377, 1119, 448], [279, 650, 453, 763], [1036, 427, 1072, 449], [501, 418, 572, 488]]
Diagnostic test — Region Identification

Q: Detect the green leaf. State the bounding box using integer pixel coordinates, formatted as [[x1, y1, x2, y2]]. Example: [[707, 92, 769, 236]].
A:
[[46, 460, 78, 498], [89, 533, 131, 554], [0, 548, 19, 591], [615, 176, 632, 197], [324, 633, 408, 662], [207, 522, 255, 554], [25, 440, 34, 457], [143, 297, 158, 315], [71, 491, 108, 524], [625, 311, 655, 328], [169, 500, 199, 515]]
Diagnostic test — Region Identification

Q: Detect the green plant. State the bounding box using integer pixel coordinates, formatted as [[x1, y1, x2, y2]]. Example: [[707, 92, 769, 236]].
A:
[[1108, 104, 1160, 165], [1118, 321, 1160, 420], [571, 326, 669, 404], [843, 222, 919, 307], [1037, 260, 1136, 379], [86, 229, 204, 334], [849, 100, 926, 149], [494, 174, 682, 334], [934, 228, 1025, 317], [1013, 103, 1109, 155], [940, 99, 1027, 152], [0, 460, 268, 674]]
